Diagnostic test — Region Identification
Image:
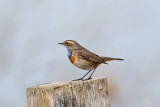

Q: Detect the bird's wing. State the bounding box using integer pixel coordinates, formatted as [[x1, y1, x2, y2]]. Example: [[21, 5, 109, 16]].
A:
[[76, 48, 105, 63]]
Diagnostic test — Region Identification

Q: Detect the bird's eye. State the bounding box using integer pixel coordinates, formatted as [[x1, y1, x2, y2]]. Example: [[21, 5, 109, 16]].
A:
[[65, 42, 68, 45]]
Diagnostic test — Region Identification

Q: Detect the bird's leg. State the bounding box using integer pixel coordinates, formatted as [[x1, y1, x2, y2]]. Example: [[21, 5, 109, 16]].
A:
[[84, 67, 97, 80], [73, 70, 92, 81]]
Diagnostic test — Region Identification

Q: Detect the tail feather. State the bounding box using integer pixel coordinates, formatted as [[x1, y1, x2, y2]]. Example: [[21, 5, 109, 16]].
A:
[[102, 57, 124, 61]]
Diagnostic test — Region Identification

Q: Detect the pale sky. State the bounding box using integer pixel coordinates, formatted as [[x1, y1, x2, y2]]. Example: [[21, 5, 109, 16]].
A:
[[0, 0, 160, 107]]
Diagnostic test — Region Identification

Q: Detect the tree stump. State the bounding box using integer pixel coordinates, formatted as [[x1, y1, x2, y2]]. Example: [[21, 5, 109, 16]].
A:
[[27, 78, 110, 107]]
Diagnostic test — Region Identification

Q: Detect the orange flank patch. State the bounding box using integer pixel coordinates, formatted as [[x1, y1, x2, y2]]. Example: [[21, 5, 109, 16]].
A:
[[70, 55, 76, 64]]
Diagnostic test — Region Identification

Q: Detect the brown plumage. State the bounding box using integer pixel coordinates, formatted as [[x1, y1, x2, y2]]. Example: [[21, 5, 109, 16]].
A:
[[58, 40, 124, 80], [102, 57, 124, 61]]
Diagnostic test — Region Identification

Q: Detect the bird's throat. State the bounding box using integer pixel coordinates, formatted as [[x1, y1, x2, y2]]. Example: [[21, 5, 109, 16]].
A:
[[65, 46, 72, 59]]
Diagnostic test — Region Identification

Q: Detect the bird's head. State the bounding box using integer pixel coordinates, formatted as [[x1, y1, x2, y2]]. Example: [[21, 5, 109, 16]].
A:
[[58, 40, 82, 50]]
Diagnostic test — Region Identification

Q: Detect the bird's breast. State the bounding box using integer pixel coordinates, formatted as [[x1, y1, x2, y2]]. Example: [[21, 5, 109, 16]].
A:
[[70, 53, 99, 70], [70, 55, 76, 64]]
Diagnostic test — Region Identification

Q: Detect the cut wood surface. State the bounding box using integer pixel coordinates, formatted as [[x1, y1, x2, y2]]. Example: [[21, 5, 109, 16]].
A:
[[27, 78, 110, 107]]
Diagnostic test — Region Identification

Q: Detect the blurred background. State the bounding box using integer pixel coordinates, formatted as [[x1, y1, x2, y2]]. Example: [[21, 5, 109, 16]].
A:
[[0, 0, 160, 107]]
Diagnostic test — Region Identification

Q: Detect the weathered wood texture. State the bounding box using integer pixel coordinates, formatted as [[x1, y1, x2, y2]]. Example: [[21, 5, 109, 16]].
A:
[[27, 78, 110, 107]]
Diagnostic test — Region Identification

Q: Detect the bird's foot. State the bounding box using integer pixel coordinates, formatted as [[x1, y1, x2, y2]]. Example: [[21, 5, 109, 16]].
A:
[[83, 77, 92, 81], [72, 78, 83, 81]]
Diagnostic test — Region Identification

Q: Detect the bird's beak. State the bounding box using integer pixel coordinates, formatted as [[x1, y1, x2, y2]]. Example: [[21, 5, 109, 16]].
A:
[[58, 42, 64, 45]]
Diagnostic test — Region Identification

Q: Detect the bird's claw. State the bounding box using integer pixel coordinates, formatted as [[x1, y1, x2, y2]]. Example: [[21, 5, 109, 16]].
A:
[[83, 77, 92, 81], [72, 78, 83, 81]]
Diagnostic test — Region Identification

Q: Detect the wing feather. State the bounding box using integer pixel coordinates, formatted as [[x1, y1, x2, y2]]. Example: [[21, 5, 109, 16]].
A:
[[76, 48, 105, 63]]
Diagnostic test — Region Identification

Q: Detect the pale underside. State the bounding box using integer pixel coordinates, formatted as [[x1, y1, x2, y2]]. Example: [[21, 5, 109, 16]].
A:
[[73, 57, 99, 70]]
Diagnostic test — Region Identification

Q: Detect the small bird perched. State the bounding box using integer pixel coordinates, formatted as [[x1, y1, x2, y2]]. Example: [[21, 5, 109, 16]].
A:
[[58, 40, 123, 80]]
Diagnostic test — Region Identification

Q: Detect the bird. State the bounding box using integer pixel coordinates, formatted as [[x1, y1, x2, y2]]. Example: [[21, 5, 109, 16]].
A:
[[58, 40, 124, 81]]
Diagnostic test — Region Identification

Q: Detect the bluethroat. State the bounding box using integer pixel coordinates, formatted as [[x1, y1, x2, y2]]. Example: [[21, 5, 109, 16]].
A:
[[58, 40, 124, 80]]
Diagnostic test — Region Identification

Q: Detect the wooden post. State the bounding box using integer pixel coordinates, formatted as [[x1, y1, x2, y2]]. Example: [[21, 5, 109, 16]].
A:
[[27, 78, 110, 107]]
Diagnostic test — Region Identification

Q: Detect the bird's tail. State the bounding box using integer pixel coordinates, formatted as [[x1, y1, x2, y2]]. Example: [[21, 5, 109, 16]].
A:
[[102, 57, 124, 61]]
